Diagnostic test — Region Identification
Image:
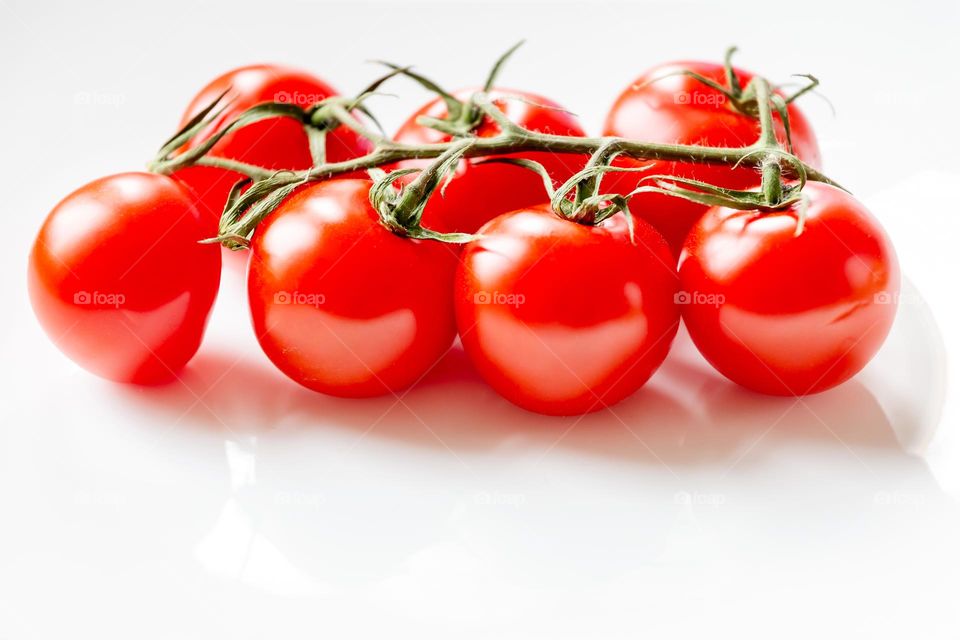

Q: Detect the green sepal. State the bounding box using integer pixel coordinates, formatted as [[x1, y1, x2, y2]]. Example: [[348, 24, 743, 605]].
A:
[[305, 125, 327, 165], [475, 157, 556, 199], [154, 88, 232, 160], [784, 74, 821, 104], [631, 174, 805, 211], [769, 94, 794, 154], [374, 61, 463, 120], [403, 225, 478, 244], [483, 40, 525, 92], [220, 177, 253, 231], [156, 101, 308, 173]]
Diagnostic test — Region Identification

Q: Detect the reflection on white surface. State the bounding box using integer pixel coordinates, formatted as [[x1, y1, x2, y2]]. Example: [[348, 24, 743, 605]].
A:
[[195, 497, 331, 598], [225, 439, 257, 489], [860, 279, 948, 453], [193, 439, 330, 597], [373, 542, 508, 624]]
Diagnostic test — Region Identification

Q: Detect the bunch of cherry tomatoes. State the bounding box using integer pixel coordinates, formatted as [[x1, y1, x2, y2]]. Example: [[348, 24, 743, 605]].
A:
[[28, 54, 900, 416]]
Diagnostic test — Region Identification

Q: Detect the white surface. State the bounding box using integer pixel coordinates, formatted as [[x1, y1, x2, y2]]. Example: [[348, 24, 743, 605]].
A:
[[2, 0, 960, 638]]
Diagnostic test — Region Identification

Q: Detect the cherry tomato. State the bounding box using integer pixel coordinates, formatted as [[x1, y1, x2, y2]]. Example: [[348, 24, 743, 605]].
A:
[[172, 64, 372, 226], [248, 179, 459, 397], [603, 61, 822, 256], [677, 183, 899, 396], [28, 172, 222, 384], [394, 88, 587, 234], [456, 208, 680, 415]]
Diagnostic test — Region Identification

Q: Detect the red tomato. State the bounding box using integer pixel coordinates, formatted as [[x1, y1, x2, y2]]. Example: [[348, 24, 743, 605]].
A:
[[456, 208, 680, 415], [603, 61, 822, 256], [28, 173, 222, 384], [394, 88, 587, 234], [678, 183, 899, 396], [247, 179, 459, 397], [172, 64, 372, 226]]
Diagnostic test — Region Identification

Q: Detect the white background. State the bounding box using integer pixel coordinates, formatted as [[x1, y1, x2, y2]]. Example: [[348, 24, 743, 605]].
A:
[[2, 0, 960, 638]]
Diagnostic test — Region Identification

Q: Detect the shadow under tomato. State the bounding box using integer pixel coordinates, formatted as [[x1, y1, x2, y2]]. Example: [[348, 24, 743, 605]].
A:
[[127, 331, 932, 470], [116, 316, 949, 593]]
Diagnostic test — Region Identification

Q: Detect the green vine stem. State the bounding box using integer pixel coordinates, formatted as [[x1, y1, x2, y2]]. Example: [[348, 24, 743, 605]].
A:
[[753, 77, 786, 206], [148, 49, 837, 248]]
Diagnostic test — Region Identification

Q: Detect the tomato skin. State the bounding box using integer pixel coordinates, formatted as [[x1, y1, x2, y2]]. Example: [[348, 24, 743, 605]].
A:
[[247, 179, 459, 397], [456, 208, 680, 415], [603, 61, 822, 256], [28, 173, 222, 384], [678, 183, 899, 396], [172, 64, 372, 225], [393, 88, 588, 234]]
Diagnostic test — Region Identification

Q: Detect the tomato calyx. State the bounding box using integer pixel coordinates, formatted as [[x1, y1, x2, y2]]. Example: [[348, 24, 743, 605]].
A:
[[368, 139, 479, 243], [149, 91, 305, 180], [614, 76, 839, 233], [592, 74, 845, 235], [635, 47, 821, 155], [151, 66, 403, 178], [302, 66, 409, 162], [376, 41, 525, 139], [476, 151, 640, 237]]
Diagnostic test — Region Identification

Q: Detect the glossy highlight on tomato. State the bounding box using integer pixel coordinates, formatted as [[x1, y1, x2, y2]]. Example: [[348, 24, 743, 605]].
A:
[[28, 172, 222, 383], [678, 183, 899, 396], [172, 64, 372, 225], [247, 179, 459, 397], [456, 208, 680, 415], [603, 61, 821, 256], [394, 88, 587, 234]]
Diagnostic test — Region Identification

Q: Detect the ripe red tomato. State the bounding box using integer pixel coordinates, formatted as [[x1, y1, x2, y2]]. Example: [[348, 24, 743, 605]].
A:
[[456, 208, 680, 415], [393, 88, 587, 234], [28, 172, 222, 384], [603, 61, 822, 256], [172, 64, 372, 225], [678, 183, 899, 396], [247, 179, 459, 397]]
